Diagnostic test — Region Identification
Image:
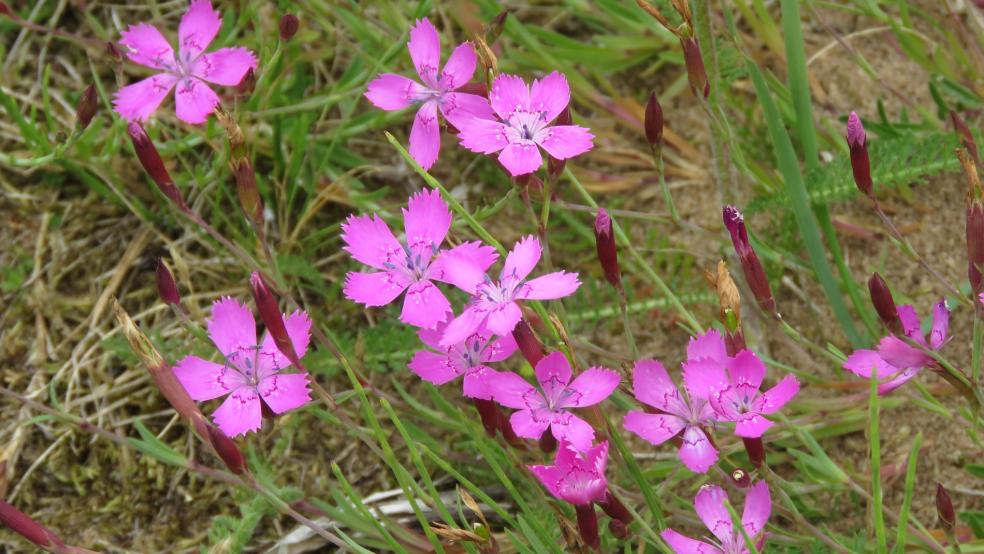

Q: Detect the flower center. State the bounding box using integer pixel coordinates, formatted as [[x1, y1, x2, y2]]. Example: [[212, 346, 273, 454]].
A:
[[506, 110, 548, 142]]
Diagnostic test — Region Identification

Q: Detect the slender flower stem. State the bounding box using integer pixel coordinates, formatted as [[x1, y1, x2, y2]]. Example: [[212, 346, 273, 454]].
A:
[[651, 145, 679, 222], [617, 288, 640, 359], [868, 375, 888, 553], [759, 465, 852, 554]]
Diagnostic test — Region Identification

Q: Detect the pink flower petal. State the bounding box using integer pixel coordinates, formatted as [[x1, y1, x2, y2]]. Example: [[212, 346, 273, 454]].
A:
[[877, 336, 928, 369], [631, 359, 684, 414], [482, 333, 518, 363], [408, 18, 441, 87], [119, 23, 176, 71], [343, 271, 410, 307], [529, 71, 570, 124], [930, 300, 950, 349], [457, 117, 508, 154], [440, 42, 477, 90], [687, 329, 728, 362], [113, 73, 178, 122], [409, 350, 461, 386], [178, 0, 221, 63], [497, 141, 543, 176], [518, 271, 580, 300], [563, 367, 620, 408], [191, 47, 257, 86], [679, 425, 718, 473], [878, 367, 921, 394], [489, 73, 530, 119], [550, 412, 595, 452], [441, 92, 494, 130], [462, 365, 498, 400], [258, 372, 311, 414], [623, 411, 685, 446], [431, 243, 492, 293], [742, 481, 771, 537], [365, 73, 427, 111], [510, 408, 551, 439], [173, 355, 245, 401], [729, 350, 766, 390], [403, 188, 451, 252], [489, 370, 539, 409], [529, 463, 563, 499], [258, 310, 312, 373], [896, 304, 924, 341], [534, 352, 572, 401], [417, 324, 446, 350], [440, 304, 487, 347], [734, 412, 773, 438], [208, 298, 257, 357], [174, 77, 220, 124], [502, 235, 541, 282], [341, 214, 403, 270], [694, 485, 733, 544], [753, 374, 799, 414], [536, 125, 594, 160], [400, 280, 451, 329], [842, 349, 895, 379], [485, 302, 522, 336], [410, 101, 441, 170], [211, 387, 262, 437], [681, 357, 729, 401], [660, 529, 722, 554]]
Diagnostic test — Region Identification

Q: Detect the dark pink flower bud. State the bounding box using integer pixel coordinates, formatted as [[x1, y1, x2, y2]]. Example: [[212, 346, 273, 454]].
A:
[[234, 159, 263, 225], [155, 259, 180, 306], [645, 91, 663, 147], [847, 112, 873, 198], [594, 208, 621, 290], [236, 68, 256, 98], [681, 37, 709, 98], [575, 504, 600, 550], [249, 272, 298, 365], [484, 10, 509, 44], [936, 483, 955, 531], [127, 122, 187, 209], [0, 3, 12, 16], [279, 14, 299, 41], [0, 500, 66, 550], [723, 206, 776, 315], [868, 273, 902, 334], [742, 436, 764, 468], [512, 319, 545, 367], [472, 398, 498, 437], [731, 468, 751, 488], [951, 110, 980, 167], [547, 107, 571, 178], [206, 424, 246, 474], [609, 519, 628, 539], [598, 491, 632, 524], [75, 84, 98, 129]]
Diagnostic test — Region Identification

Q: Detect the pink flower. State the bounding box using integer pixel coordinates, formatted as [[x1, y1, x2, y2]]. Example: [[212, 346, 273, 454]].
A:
[[684, 331, 799, 438], [113, 0, 257, 124], [457, 71, 594, 176], [439, 235, 580, 346], [342, 189, 497, 329], [529, 439, 609, 505], [408, 316, 517, 399], [490, 352, 619, 451], [843, 300, 949, 395], [364, 18, 493, 170], [623, 359, 719, 473], [173, 298, 312, 437], [661, 481, 771, 554]]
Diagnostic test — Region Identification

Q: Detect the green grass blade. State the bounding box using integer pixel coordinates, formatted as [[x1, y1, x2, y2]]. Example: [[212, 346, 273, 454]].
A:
[[869, 374, 888, 553], [893, 432, 922, 553]]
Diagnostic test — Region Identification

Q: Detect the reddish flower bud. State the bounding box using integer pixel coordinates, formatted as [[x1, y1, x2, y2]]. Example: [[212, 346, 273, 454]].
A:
[[0, 3, 12, 16], [731, 468, 751, 488], [594, 208, 621, 290], [547, 107, 571, 178], [742, 436, 765, 468], [964, 149, 984, 295], [681, 37, 709, 98], [472, 398, 498, 437], [233, 159, 263, 225], [951, 110, 980, 167], [512, 319, 545, 367], [0, 500, 66, 550], [847, 112, 873, 198], [644, 91, 663, 147], [236, 67, 256, 98], [575, 504, 600, 550], [206, 424, 246, 474], [155, 259, 180, 306], [279, 13, 299, 41], [598, 491, 632, 524], [484, 10, 509, 44], [936, 483, 955, 531], [127, 122, 187, 209], [723, 206, 776, 315], [867, 273, 902, 334], [608, 519, 628, 539], [249, 272, 298, 365], [75, 84, 98, 129]]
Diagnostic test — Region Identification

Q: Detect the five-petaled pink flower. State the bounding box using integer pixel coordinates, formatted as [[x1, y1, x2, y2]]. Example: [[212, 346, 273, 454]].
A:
[[490, 352, 619, 451], [342, 189, 497, 329], [439, 235, 580, 346], [113, 0, 257, 124], [662, 481, 771, 554], [408, 315, 517, 399], [683, 330, 799, 438], [843, 300, 949, 395], [364, 18, 494, 170], [174, 298, 312, 437], [529, 439, 609, 505], [623, 358, 719, 473], [457, 71, 594, 176]]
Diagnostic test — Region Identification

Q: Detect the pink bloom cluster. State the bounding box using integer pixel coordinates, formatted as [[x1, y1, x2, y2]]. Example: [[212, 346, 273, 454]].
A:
[[662, 481, 772, 553], [625, 330, 799, 473], [365, 18, 594, 175]]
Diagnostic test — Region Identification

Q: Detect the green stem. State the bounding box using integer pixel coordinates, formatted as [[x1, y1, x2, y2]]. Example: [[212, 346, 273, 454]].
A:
[[869, 374, 888, 553], [653, 146, 679, 222], [617, 288, 640, 359]]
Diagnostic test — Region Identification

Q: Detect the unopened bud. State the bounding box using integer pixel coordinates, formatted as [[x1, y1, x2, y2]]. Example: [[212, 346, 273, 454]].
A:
[[951, 111, 980, 167], [206, 424, 246, 474], [547, 107, 571, 178], [594, 209, 621, 290], [236, 68, 256, 99], [279, 14, 299, 41], [731, 468, 751, 488], [484, 10, 509, 44], [0, 2, 12, 16], [0, 500, 66, 550], [599, 491, 632, 524], [155, 259, 181, 306], [936, 483, 955, 531], [234, 159, 263, 225], [742, 436, 765, 468], [512, 319, 545, 367], [249, 272, 298, 365], [681, 37, 709, 99], [127, 122, 187, 209], [105, 41, 122, 61], [723, 206, 776, 315], [574, 504, 600, 550], [645, 91, 663, 147], [608, 519, 628, 539], [847, 112, 873, 198], [75, 84, 98, 129], [962, 148, 984, 295], [472, 398, 498, 437], [867, 273, 902, 334]]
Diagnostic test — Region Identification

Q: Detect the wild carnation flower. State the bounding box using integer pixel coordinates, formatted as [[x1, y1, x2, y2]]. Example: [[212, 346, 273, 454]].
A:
[[439, 235, 580, 346], [490, 352, 619, 451], [408, 315, 517, 399], [174, 298, 312, 437], [684, 330, 799, 438], [623, 359, 719, 473], [342, 189, 497, 329], [662, 481, 771, 554], [843, 300, 949, 394], [364, 18, 493, 170], [457, 71, 594, 176], [529, 439, 609, 505], [113, 0, 257, 124]]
